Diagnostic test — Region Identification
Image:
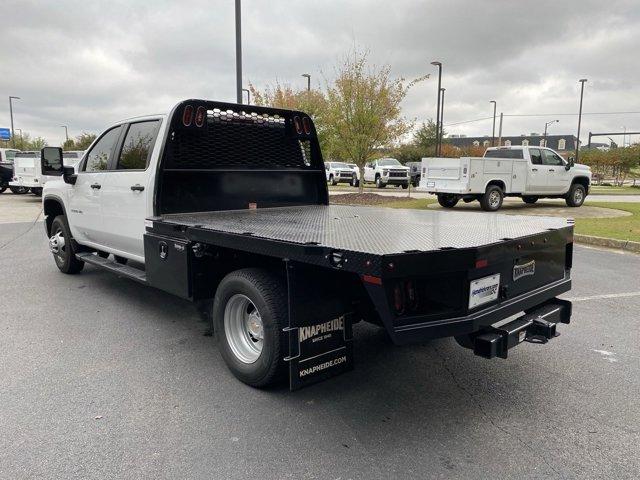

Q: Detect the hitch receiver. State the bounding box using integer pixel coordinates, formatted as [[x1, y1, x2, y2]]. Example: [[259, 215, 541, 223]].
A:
[[473, 299, 571, 359]]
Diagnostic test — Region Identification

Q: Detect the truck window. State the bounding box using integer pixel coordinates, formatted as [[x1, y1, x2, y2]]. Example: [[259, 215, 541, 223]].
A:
[[541, 149, 564, 166], [84, 126, 122, 172], [484, 149, 524, 159], [5, 150, 18, 163], [529, 148, 542, 165], [117, 120, 160, 170]]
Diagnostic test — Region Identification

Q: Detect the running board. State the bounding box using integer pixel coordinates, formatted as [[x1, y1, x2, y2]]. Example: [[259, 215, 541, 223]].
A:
[[76, 252, 147, 284]]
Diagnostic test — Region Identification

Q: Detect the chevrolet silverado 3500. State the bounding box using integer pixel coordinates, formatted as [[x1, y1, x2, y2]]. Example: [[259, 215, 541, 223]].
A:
[[41, 100, 573, 390]]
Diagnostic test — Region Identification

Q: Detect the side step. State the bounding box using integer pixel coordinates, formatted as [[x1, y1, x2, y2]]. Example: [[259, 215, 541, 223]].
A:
[[76, 252, 147, 284]]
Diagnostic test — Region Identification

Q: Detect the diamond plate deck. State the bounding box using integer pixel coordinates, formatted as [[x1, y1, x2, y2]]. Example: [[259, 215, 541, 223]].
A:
[[158, 205, 571, 255]]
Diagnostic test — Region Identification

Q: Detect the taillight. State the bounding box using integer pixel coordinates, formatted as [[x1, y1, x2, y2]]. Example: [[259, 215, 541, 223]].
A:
[[302, 117, 311, 135], [293, 116, 303, 134], [194, 106, 206, 127], [182, 105, 194, 126]]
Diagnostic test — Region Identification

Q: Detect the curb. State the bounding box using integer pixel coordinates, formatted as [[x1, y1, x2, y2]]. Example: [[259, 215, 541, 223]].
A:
[[574, 234, 640, 253]]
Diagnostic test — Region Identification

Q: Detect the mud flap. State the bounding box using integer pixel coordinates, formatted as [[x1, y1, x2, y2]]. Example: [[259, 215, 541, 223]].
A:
[[284, 261, 354, 391]]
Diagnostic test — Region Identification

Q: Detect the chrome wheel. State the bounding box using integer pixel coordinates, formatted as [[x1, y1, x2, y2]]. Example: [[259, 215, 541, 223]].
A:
[[49, 228, 66, 263], [573, 188, 584, 205], [489, 190, 501, 209], [224, 294, 264, 364]]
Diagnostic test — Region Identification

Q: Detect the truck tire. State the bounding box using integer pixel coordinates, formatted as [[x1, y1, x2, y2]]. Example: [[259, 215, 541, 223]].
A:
[[10, 186, 28, 194], [0, 185, 6, 193], [213, 268, 288, 388], [437, 194, 459, 208], [522, 196, 538, 204], [375, 176, 386, 188], [480, 185, 504, 211], [49, 215, 84, 274], [401, 183, 408, 189], [31, 187, 43, 196], [351, 177, 359, 187], [565, 183, 586, 207], [329, 174, 337, 186]]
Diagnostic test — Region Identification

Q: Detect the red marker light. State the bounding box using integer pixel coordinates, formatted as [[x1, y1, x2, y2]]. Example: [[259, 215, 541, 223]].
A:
[[182, 105, 194, 126], [362, 274, 382, 285], [293, 116, 303, 134], [475, 259, 488, 269], [302, 117, 311, 135], [194, 106, 206, 127]]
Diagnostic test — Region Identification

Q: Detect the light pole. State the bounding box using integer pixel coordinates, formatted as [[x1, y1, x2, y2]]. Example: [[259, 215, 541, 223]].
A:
[[61, 125, 69, 142], [301, 73, 311, 91], [242, 88, 250, 105], [9, 96, 20, 148], [489, 100, 497, 146], [543, 119, 559, 146], [431, 61, 442, 156], [575, 78, 587, 162], [439, 88, 445, 146], [235, 0, 242, 104], [621, 126, 627, 147]]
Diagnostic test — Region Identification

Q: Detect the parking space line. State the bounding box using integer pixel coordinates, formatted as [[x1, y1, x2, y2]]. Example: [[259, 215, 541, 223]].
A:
[[567, 291, 640, 302]]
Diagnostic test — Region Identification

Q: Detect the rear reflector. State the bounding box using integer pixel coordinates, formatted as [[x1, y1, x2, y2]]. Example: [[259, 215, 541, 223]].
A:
[[475, 259, 488, 269], [302, 117, 311, 134], [182, 105, 194, 126], [361, 274, 382, 285], [194, 106, 206, 127]]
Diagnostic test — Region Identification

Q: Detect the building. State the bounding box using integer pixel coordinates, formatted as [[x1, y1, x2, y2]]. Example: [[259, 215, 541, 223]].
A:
[[447, 134, 578, 154]]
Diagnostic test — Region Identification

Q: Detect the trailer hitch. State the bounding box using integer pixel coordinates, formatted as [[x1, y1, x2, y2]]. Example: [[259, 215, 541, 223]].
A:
[[471, 299, 571, 359]]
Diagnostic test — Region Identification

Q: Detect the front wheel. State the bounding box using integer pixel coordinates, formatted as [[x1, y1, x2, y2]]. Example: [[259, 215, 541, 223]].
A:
[[351, 177, 359, 187], [375, 176, 386, 188], [522, 196, 538, 204], [49, 215, 84, 274], [213, 268, 288, 388], [401, 183, 408, 190], [480, 185, 504, 211], [10, 186, 28, 194], [437, 193, 459, 208], [566, 184, 586, 207], [0, 185, 7, 193]]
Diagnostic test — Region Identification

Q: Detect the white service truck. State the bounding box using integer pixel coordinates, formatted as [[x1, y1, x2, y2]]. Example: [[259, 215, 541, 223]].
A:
[[418, 146, 592, 211]]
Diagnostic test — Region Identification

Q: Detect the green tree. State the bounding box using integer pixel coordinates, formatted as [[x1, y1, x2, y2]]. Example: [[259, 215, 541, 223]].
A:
[[324, 50, 427, 191], [413, 119, 444, 155], [63, 132, 96, 151]]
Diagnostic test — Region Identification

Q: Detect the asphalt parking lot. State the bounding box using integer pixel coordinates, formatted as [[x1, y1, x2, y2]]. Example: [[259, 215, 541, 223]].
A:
[[1, 202, 639, 479]]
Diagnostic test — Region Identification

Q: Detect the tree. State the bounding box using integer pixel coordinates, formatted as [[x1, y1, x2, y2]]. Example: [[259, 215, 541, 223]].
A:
[[63, 132, 97, 151], [324, 50, 426, 191], [413, 119, 444, 155], [8, 131, 48, 151]]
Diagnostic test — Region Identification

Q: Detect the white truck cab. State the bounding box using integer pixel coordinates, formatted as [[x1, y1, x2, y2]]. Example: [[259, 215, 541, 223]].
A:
[[43, 114, 165, 263], [325, 161, 355, 185], [363, 157, 410, 189], [418, 146, 591, 211]]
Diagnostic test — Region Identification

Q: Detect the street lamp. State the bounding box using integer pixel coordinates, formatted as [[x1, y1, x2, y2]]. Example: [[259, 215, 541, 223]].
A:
[[439, 88, 445, 145], [575, 78, 587, 162], [543, 119, 559, 146], [242, 88, 250, 105], [621, 126, 627, 147], [431, 61, 442, 156], [235, 0, 242, 104], [489, 100, 497, 146], [301, 73, 311, 91], [9, 96, 20, 148], [61, 125, 69, 142]]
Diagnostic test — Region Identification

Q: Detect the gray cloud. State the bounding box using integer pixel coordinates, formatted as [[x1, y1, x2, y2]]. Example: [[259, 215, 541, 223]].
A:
[[1, 0, 639, 146]]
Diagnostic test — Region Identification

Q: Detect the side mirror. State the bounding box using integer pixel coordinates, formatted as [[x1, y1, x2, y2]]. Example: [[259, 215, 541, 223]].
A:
[[41, 147, 63, 176], [565, 156, 575, 170], [63, 165, 77, 185]]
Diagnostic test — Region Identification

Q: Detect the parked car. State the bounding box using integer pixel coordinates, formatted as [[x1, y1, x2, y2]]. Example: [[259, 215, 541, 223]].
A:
[[0, 148, 27, 194], [40, 100, 574, 390], [10, 151, 43, 195], [406, 161, 421, 187], [325, 161, 355, 185], [346, 163, 359, 187], [362, 157, 410, 188], [419, 146, 592, 211]]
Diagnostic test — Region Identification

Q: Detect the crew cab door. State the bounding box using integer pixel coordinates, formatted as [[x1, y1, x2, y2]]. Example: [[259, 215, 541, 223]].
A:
[[100, 120, 161, 260], [541, 149, 571, 193], [525, 148, 546, 193], [68, 125, 123, 245]]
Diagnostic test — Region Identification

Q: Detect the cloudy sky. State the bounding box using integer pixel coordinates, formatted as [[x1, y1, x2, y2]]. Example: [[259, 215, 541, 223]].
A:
[[2, 0, 639, 147]]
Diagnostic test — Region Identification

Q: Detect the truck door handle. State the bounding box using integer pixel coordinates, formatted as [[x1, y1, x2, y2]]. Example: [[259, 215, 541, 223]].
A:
[[548, 169, 555, 172], [130, 184, 145, 192], [90, 183, 101, 189], [531, 168, 538, 172]]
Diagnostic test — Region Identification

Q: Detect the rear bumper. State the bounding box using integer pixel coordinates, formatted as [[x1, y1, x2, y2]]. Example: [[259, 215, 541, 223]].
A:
[[374, 276, 571, 345], [10, 178, 39, 188]]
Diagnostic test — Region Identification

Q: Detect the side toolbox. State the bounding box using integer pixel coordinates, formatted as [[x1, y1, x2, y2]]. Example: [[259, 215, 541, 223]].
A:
[[144, 233, 191, 299]]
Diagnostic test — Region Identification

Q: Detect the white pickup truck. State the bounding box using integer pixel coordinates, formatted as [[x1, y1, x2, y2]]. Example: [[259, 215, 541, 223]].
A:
[[419, 146, 592, 211], [363, 157, 410, 189]]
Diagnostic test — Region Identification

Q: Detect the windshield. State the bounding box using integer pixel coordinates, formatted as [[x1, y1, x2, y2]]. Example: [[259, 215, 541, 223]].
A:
[[378, 158, 401, 166], [331, 162, 350, 169], [346, 164, 357, 168]]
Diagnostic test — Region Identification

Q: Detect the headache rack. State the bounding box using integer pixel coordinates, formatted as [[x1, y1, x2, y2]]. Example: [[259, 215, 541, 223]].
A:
[[154, 99, 329, 215]]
